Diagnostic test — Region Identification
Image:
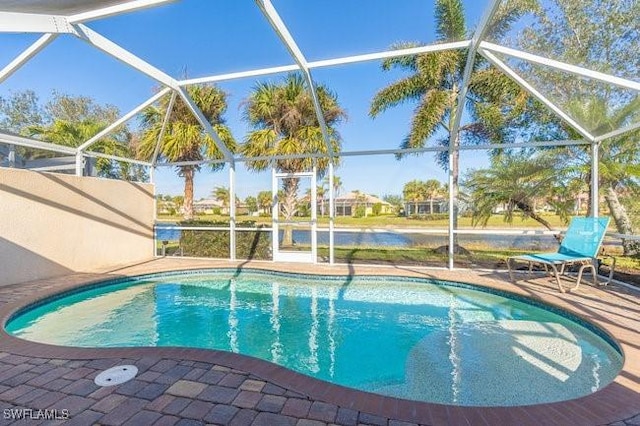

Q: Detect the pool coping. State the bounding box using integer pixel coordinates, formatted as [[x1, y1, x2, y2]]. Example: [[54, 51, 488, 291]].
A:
[[1, 259, 639, 425]]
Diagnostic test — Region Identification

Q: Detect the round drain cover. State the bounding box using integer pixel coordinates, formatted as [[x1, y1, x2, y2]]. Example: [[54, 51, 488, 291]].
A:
[[94, 365, 138, 386]]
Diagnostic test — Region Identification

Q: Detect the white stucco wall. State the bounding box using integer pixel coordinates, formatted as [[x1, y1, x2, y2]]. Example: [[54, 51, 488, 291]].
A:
[[0, 168, 154, 286]]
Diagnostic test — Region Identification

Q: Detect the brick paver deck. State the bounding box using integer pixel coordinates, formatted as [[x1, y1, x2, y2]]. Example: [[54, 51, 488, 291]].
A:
[[1, 258, 639, 425]]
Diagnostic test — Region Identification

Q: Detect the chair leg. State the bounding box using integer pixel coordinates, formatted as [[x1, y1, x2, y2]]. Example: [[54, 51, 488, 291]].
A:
[[549, 264, 565, 293], [601, 256, 616, 286], [574, 264, 597, 291], [590, 264, 598, 287], [507, 258, 517, 282], [558, 263, 566, 275]]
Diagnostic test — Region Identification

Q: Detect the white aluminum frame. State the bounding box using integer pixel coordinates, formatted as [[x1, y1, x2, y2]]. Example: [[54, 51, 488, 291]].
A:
[[67, 0, 176, 24], [0, 132, 77, 155], [256, 0, 335, 158], [150, 139, 591, 168], [0, 34, 57, 84], [83, 151, 151, 167], [176, 87, 234, 161], [447, 0, 502, 269], [229, 161, 237, 261], [78, 88, 171, 152], [71, 23, 178, 89], [0, 12, 72, 33], [479, 49, 595, 141], [151, 91, 177, 166], [1, 0, 638, 270], [480, 42, 640, 93], [595, 121, 640, 142], [178, 42, 469, 87]]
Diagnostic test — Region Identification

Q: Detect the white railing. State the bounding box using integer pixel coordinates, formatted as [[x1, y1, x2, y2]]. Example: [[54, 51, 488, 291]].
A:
[[153, 224, 638, 266]]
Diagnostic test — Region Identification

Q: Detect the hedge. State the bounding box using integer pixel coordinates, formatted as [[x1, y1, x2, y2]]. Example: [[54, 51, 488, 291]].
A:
[[178, 221, 271, 260], [406, 213, 449, 221]]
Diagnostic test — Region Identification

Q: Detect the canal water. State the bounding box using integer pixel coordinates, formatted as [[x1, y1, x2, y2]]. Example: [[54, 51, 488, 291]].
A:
[[155, 227, 559, 250]]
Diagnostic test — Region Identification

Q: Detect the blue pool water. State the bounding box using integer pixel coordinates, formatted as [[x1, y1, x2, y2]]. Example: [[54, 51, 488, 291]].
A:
[[6, 269, 622, 406]]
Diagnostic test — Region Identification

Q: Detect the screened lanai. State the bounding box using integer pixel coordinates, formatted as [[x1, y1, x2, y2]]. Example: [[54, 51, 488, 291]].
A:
[[1, 0, 638, 282]]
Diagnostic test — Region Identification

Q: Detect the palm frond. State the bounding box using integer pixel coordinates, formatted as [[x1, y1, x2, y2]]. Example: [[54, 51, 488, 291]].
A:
[[415, 50, 461, 88], [435, 0, 466, 42], [381, 42, 420, 71], [485, 0, 540, 41], [242, 73, 345, 175], [242, 128, 278, 171], [406, 89, 450, 149], [138, 84, 234, 167], [370, 75, 426, 117]]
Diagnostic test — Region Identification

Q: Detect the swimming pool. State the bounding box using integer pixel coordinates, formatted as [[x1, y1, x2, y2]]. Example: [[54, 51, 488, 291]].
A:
[[5, 269, 623, 406]]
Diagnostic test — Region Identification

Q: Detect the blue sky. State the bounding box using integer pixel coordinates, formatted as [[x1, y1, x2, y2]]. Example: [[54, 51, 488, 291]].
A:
[[0, 0, 491, 199]]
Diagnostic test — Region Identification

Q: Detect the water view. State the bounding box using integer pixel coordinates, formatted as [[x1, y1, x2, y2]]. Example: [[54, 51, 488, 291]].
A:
[[155, 226, 559, 250]]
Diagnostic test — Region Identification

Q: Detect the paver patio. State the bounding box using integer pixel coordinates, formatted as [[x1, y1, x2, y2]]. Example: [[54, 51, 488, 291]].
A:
[[1, 258, 639, 425]]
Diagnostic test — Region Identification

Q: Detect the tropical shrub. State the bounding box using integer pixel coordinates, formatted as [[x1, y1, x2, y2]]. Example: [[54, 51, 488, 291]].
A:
[[178, 221, 270, 259]]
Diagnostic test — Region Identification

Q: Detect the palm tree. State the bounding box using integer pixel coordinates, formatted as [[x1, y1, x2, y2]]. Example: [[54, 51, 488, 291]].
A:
[[242, 73, 346, 246], [463, 152, 570, 231], [370, 0, 535, 248], [562, 98, 640, 254], [511, 1, 639, 254], [403, 180, 428, 216], [424, 179, 442, 214], [137, 85, 236, 221], [257, 190, 272, 215], [321, 174, 343, 217], [212, 185, 239, 215], [307, 185, 327, 216], [172, 195, 184, 213], [323, 174, 343, 198], [212, 186, 230, 210]]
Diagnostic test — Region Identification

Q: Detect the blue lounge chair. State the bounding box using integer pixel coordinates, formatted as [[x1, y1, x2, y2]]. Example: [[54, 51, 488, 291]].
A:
[[507, 217, 610, 292]]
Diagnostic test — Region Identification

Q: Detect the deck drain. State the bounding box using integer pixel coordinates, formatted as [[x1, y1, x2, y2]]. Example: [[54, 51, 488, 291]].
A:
[[94, 365, 138, 386]]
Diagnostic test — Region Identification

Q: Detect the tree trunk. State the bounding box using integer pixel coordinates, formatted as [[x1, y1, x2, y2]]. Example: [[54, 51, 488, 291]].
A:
[[514, 200, 555, 231], [585, 171, 593, 217], [281, 177, 299, 247], [182, 167, 194, 221], [604, 185, 638, 255], [429, 196, 434, 215]]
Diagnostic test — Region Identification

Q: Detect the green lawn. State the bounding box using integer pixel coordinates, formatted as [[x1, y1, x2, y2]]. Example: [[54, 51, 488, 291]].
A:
[[325, 245, 638, 284], [155, 213, 639, 282], [155, 241, 639, 283]]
